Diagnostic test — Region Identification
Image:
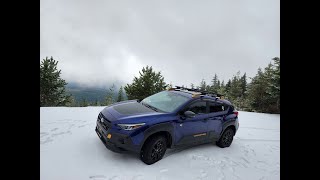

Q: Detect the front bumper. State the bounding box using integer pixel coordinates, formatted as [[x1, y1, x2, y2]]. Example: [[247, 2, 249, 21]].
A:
[[95, 122, 140, 153]]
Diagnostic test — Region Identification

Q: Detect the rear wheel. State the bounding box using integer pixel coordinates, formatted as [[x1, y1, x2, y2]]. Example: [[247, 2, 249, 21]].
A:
[[140, 135, 167, 165], [216, 128, 234, 148]]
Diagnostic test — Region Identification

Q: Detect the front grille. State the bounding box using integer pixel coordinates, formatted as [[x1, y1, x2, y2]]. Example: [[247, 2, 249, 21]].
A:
[[97, 113, 111, 130]]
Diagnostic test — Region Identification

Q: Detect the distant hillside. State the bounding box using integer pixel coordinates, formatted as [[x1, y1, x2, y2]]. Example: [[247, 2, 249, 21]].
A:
[[66, 82, 127, 103]]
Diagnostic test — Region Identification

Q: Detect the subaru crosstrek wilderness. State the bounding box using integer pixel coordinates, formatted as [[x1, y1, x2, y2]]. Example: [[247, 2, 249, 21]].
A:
[[95, 87, 239, 164]]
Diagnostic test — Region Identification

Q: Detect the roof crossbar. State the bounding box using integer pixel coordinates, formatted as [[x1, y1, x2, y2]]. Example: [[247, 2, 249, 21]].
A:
[[173, 86, 224, 98]]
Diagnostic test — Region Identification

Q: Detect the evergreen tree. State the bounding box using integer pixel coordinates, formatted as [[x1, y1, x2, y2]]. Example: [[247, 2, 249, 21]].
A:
[[225, 80, 231, 93], [117, 86, 124, 102], [229, 71, 242, 99], [190, 83, 195, 89], [221, 80, 225, 88], [200, 79, 207, 91], [66, 96, 77, 107], [124, 66, 167, 100], [271, 57, 280, 111], [226, 71, 244, 109], [40, 56, 70, 106], [247, 57, 280, 113], [206, 85, 211, 92], [93, 99, 98, 106], [105, 84, 115, 105], [240, 73, 247, 97], [80, 98, 88, 107], [210, 74, 219, 93], [217, 80, 226, 95]]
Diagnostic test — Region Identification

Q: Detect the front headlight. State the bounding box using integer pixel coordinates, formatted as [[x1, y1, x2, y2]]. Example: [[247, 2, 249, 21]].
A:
[[117, 123, 146, 130]]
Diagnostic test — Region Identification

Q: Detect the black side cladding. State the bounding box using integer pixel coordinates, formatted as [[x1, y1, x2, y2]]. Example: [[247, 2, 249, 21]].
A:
[[141, 122, 175, 149]]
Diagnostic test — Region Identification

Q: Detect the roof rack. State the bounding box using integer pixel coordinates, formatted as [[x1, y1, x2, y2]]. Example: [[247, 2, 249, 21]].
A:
[[171, 86, 225, 99]]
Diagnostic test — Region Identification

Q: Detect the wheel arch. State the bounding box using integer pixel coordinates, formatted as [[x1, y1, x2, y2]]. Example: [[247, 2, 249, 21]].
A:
[[220, 122, 237, 137], [140, 122, 174, 150]]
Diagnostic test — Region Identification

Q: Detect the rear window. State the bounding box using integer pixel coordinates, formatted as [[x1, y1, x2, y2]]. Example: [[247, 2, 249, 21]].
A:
[[208, 102, 224, 113], [208, 102, 229, 113]]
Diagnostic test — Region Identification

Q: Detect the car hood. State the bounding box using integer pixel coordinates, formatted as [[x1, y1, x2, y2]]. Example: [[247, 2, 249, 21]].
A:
[[100, 100, 166, 123]]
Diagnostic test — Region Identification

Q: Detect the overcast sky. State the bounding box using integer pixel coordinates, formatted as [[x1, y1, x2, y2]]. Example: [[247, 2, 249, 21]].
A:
[[40, 0, 279, 88]]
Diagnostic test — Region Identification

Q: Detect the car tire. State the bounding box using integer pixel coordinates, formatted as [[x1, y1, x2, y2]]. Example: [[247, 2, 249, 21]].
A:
[[216, 128, 234, 148], [140, 135, 167, 165]]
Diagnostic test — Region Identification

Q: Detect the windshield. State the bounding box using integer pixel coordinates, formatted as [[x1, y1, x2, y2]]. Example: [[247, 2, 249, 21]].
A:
[[141, 91, 190, 113]]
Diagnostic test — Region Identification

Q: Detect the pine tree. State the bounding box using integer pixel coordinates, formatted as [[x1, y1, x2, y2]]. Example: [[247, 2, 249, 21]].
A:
[[227, 71, 243, 109], [40, 56, 71, 106], [240, 73, 247, 97], [210, 74, 219, 93], [66, 96, 77, 107], [117, 86, 124, 102], [217, 80, 226, 95], [105, 84, 115, 105], [206, 85, 211, 92], [226, 80, 231, 93], [124, 66, 167, 100], [221, 80, 225, 88], [80, 98, 88, 107], [93, 99, 98, 106], [246, 60, 281, 113], [229, 71, 242, 99], [190, 83, 195, 89], [200, 79, 207, 91], [271, 57, 280, 112]]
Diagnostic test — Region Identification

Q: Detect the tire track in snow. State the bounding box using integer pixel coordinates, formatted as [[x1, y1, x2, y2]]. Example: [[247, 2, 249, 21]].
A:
[[239, 127, 279, 131], [89, 175, 106, 180], [236, 138, 279, 142]]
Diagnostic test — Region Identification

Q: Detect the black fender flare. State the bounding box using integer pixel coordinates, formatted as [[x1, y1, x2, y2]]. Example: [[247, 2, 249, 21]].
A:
[[140, 122, 175, 150], [220, 119, 237, 137]]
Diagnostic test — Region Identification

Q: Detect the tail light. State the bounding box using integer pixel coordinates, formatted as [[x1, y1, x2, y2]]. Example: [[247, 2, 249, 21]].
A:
[[234, 111, 238, 116]]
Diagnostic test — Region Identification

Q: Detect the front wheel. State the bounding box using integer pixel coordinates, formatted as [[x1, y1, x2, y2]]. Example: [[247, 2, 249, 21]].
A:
[[216, 128, 234, 148], [140, 135, 167, 165]]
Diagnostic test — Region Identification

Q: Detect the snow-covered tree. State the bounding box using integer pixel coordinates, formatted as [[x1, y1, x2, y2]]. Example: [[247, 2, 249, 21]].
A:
[[40, 57, 71, 106]]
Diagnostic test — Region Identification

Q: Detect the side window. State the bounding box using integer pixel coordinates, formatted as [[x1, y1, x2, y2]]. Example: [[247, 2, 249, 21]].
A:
[[186, 101, 207, 114], [208, 102, 225, 113]]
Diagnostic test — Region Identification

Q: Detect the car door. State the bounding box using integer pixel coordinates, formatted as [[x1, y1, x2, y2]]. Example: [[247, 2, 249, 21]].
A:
[[174, 100, 209, 146], [206, 101, 229, 140]]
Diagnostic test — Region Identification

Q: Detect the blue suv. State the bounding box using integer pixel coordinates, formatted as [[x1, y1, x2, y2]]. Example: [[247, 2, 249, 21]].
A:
[[95, 87, 239, 164]]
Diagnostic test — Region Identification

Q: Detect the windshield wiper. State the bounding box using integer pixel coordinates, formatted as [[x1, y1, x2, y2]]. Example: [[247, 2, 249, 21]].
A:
[[141, 102, 159, 112]]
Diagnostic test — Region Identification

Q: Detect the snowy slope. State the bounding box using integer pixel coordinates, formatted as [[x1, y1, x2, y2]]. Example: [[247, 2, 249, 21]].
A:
[[40, 107, 280, 180]]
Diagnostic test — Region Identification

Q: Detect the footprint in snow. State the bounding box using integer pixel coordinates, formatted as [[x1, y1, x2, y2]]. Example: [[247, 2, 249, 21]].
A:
[[40, 137, 53, 144], [259, 176, 266, 180], [200, 169, 208, 178], [51, 131, 71, 137], [108, 176, 121, 180], [89, 175, 106, 180], [132, 175, 144, 180], [160, 169, 168, 173], [40, 132, 49, 137], [51, 128, 58, 131]]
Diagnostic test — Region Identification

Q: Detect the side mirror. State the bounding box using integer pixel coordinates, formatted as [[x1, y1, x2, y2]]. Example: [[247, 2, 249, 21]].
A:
[[184, 111, 196, 118]]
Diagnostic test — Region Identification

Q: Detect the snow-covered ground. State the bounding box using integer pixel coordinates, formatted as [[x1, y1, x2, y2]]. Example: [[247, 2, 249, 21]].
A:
[[40, 107, 280, 180]]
